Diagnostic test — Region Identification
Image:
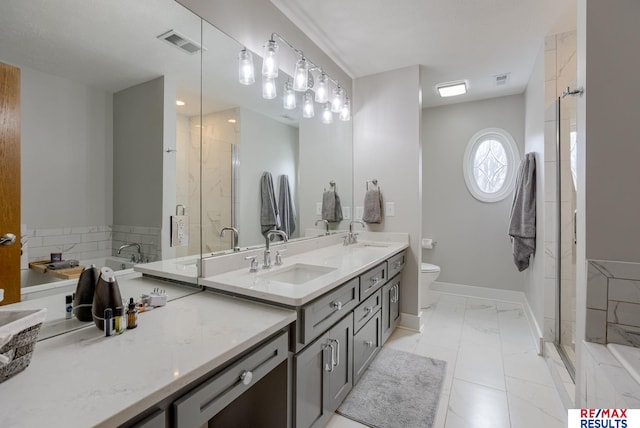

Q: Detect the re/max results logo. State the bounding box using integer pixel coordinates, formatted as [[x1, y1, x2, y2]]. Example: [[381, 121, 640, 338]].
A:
[[568, 409, 640, 428]]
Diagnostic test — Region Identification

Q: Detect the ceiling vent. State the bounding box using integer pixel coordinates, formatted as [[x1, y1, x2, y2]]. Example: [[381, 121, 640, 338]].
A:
[[494, 73, 510, 86], [157, 30, 201, 55]]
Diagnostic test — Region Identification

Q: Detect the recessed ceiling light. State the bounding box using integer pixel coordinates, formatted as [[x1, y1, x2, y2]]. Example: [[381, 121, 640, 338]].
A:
[[436, 81, 467, 97], [176, 100, 185, 106], [228, 119, 237, 124]]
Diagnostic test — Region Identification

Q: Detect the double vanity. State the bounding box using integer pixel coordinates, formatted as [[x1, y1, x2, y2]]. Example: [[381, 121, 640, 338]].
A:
[[0, 232, 408, 427]]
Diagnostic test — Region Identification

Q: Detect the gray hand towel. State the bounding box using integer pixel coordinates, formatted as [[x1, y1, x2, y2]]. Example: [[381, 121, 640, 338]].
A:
[[278, 175, 296, 238], [322, 190, 343, 223], [260, 172, 280, 238], [363, 189, 382, 223], [508, 153, 536, 271]]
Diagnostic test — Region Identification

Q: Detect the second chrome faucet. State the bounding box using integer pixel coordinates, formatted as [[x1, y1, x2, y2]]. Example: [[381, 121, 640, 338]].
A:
[[264, 230, 288, 269]]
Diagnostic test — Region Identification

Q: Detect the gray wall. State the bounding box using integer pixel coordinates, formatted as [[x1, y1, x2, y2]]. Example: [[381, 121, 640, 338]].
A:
[[113, 77, 164, 228], [237, 108, 299, 246], [354, 66, 423, 329], [422, 94, 525, 291], [20, 65, 113, 228]]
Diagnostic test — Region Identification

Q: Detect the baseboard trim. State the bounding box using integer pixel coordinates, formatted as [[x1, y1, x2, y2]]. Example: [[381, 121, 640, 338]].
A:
[[430, 281, 544, 355], [399, 311, 423, 333]]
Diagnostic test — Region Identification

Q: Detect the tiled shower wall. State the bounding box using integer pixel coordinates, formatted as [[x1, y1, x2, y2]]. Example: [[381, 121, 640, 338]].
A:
[[111, 224, 161, 263], [586, 260, 640, 346], [24, 225, 112, 263]]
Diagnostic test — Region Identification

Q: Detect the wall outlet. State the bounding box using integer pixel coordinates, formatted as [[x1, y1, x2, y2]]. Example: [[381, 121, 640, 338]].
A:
[[170, 215, 189, 247], [385, 202, 395, 217], [343, 206, 351, 220], [355, 206, 364, 220], [316, 202, 322, 215]]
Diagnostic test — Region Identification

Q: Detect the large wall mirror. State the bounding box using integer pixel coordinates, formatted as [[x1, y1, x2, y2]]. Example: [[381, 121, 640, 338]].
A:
[[0, 0, 353, 292]]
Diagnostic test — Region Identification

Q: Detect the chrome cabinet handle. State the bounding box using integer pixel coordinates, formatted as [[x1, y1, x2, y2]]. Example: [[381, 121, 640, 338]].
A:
[[392, 261, 402, 270], [323, 342, 335, 372], [364, 340, 374, 348], [334, 339, 340, 368], [364, 306, 373, 314], [369, 276, 380, 285], [0, 233, 16, 246], [331, 301, 343, 311], [240, 370, 253, 385]]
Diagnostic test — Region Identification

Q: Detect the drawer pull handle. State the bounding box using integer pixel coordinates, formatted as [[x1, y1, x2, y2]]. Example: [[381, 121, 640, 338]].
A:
[[323, 342, 335, 372], [369, 276, 380, 285], [393, 261, 402, 270], [364, 306, 373, 314], [364, 340, 374, 348], [334, 339, 340, 368], [331, 301, 343, 311], [240, 370, 253, 386]]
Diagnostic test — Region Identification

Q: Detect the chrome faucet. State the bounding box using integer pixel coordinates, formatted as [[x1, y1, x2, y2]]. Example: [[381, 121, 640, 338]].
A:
[[264, 230, 288, 269], [315, 219, 330, 235], [117, 243, 143, 263], [345, 220, 365, 246], [220, 227, 240, 252]]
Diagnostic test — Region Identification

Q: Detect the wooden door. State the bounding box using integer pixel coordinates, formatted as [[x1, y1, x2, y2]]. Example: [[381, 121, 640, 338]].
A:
[[0, 61, 21, 305]]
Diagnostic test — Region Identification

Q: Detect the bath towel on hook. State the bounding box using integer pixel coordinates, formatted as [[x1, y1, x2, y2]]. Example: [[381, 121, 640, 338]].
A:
[[260, 172, 280, 238], [509, 153, 536, 271], [321, 181, 343, 222], [278, 175, 296, 238]]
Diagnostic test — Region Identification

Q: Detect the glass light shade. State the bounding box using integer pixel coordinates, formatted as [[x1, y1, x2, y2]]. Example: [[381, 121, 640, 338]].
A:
[[293, 57, 309, 91], [302, 92, 315, 118], [315, 73, 329, 103], [331, 86, 344, 113], [238, 49, 255, 85], [339, 98, 351, 121], [283, 81, 296, 110], [261, 40, 279, 78], [322, 103, 333, 124], [262, 77, 277, 99], [436, 82, 466, 97]]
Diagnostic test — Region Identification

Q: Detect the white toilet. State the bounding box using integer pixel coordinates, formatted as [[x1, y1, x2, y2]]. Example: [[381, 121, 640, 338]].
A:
[[420, 262, 440, 308]]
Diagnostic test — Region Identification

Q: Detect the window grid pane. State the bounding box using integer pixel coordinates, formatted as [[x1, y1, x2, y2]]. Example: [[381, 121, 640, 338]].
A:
[[473, 139, 508, 194]]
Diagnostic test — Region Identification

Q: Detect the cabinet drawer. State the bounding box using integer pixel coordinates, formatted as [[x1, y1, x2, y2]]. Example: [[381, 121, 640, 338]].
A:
[[300, 278, 359, 345], [387, 250, 406, 278], [359, 263, 387, 300], [173, 331, 288, 428], [353, 311, 381, 384], [353, 290, 382, 334]]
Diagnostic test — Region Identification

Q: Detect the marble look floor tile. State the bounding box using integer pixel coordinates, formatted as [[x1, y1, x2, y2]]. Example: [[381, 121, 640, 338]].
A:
[[434, 392, 450, 428], [460, 322, 501, 348], [503, 347, 555, 388], [385, 327, 420, 353], [505, 376, 566, 428], [325, 414, 365, 428], [454, 343, 505, 391], [445, 379, 510, 428], [414, 341, 457, 394]]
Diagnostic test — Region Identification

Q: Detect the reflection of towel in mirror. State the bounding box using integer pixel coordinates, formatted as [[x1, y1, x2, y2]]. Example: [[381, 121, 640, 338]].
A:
[[363, 189, 382, 223], [260, 172, 280, 238], [321, 190, 343, 222], [508, 153, 536, 272], [278, 175, 296, 238]]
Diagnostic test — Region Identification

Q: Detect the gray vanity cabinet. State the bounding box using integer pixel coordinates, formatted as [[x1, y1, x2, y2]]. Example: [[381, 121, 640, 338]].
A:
[[294, 313, 353, 428], [353, 311, 382, 383], [381, 273, 401, 344]]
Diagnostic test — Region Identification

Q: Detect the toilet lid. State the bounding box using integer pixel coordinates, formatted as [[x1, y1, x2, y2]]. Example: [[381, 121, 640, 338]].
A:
[[421, 262, 440, 273]]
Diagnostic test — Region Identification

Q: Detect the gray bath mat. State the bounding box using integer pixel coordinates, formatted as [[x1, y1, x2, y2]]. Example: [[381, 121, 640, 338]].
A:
[[336, 347, 446, 428]]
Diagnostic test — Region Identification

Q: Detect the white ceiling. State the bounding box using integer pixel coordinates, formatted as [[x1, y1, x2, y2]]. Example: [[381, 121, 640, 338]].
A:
[[270, 0, 577, 108]]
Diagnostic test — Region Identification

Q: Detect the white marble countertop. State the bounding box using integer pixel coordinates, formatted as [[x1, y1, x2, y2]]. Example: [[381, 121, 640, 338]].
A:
[[200, 238, 408, 306], [0, 291, 296, 427], [134, 254, 200, 284]]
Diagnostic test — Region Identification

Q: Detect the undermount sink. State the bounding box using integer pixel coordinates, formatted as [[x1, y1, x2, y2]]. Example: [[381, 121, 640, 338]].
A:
[[260, 263, 336, 285]]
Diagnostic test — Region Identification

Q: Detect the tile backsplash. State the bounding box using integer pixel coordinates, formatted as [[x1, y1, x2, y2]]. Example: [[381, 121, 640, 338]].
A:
[[586, 259, 640, 346], [24, 225, 112, 263]]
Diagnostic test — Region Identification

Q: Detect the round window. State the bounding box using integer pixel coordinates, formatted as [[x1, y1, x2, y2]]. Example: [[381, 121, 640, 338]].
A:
[[463, 128, 520, 202]]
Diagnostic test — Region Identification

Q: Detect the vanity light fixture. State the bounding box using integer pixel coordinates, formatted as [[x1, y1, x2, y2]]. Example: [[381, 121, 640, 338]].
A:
[[302, 91, 315, 118], [436, 81, 467, 97], [238, 32, 351, 121], [339, 98, 351, 121], [176, 100, 185, 106], [322, 103, 333, 124], [283, 80, 296, 110], [238, 48, 255, 85], [261, 39, 279, 78]]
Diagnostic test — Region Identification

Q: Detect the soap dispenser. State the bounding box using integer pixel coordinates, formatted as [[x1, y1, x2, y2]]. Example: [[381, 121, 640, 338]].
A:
[[74, 264, 98, 322], [92, 267, 123, 331]]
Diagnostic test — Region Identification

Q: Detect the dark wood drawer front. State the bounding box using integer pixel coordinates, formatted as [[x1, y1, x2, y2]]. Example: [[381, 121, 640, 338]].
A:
[[353, 290, 382, 334], [173, 331, 288, 427], [387, 250, 406, 278], [359, 263, 387, 301], [353, 312, 381, 384], [301, 278, 359, 345]]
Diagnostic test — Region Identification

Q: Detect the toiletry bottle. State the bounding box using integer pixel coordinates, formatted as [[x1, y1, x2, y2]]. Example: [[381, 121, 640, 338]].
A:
[[65, 295, 73, 319], [127, 297, 137, 329], [114, 307, 125, 334], [104, 308, 113, 337], [92, 267, 123, 331]]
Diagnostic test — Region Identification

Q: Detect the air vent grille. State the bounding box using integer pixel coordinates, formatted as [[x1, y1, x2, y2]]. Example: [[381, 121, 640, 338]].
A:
[[157, 30, 201, 55], [495, 73, 510, 85]]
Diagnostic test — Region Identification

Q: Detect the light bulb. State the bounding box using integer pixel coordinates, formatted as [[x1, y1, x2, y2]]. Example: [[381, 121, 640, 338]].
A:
[[283, 81, 296, 110], [315, 73, 329, 103], [322, 103, 333, 124], [293, 57, 309, 92], [262, 77, 277, 99], [303, 92, 314, 118], [237, 48, 255, 85], [339, 98, 351, 121], [331, 86, 344, 113], [261, 40, 279, 78]]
